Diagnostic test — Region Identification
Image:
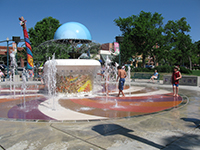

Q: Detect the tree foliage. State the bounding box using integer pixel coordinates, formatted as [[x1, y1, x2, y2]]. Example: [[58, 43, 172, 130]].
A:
[[114, 11, 198, 69], [28, 17, 61, 47], [28, 17, 62, 64], [114, 11, 164, 66], [193, 40, 200, 65], [78, 42, 100, 59], [34, 40, 70, 63]]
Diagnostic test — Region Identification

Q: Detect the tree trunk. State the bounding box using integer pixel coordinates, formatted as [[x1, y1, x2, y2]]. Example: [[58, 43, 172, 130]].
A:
[[154, 55, 157, 67], [142, 54, 146, 68], [188, 56, 192, 70]]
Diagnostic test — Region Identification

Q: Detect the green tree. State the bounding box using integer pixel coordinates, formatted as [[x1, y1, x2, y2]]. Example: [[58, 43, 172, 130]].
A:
[[191, 40, 200, 67], [28, 17, 61, 47], [164, 17, 192, 68], [28, 17, 63, 64], [17, 47, 27, 63], [34, 40, 70, 63], [114, 11, 164, 67], [88, 42, 101, 55], [195, 40, 200, 53]]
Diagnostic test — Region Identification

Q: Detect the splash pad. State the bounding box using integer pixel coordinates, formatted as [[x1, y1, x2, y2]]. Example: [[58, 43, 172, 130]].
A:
[[0, 68, 185, 121], [0, 21, 186, 121]]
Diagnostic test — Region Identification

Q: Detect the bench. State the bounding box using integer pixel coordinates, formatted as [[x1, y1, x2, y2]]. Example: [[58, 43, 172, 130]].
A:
[[131, 72, 160, 82]]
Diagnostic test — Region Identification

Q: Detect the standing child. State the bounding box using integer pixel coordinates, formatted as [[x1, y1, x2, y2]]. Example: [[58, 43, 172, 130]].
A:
[[116, 66, 127, 97], [171, 66, 182, 97]]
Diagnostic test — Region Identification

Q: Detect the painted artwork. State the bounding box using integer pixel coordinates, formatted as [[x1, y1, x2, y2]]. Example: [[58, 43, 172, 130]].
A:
[[56, 74, 93, 93]]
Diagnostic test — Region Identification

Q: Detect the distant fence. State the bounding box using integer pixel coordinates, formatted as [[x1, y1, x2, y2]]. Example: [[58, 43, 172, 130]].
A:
[[163, 75, 200, 86]]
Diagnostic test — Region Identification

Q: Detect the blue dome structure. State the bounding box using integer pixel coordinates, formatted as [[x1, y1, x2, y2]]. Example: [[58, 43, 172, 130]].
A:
[[54, 22, 92, 42]]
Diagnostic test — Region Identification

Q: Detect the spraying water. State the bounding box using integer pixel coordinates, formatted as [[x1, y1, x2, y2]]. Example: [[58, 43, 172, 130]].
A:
[[10, 51, 17, 98], [44, 53, 57, 110], [21, 68, 27, 108], [114, 99, 118, 107], [115, 62, 119, 92], [104, 56, 112, 101], [127, 65, 131, 95]]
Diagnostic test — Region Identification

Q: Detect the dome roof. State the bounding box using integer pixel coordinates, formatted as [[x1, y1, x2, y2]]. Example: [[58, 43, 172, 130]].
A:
[[54, 22, 92, 41]]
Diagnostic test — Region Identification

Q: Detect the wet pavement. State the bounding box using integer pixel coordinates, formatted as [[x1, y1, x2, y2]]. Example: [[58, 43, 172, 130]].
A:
[[0, 80, 200, 150]]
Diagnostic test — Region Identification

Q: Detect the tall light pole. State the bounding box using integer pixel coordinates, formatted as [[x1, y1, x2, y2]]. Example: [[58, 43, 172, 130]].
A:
[[6, 37, 10, 78], [115, 36, 124, 66]]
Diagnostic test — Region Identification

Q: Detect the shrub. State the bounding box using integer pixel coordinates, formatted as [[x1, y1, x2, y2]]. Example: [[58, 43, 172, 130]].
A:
[[155, 65, 172, 73], [142, 68, 152, 72], [180, 67, 192, 74], [130, 65, 192, 74], [130, 67, 154, 72]]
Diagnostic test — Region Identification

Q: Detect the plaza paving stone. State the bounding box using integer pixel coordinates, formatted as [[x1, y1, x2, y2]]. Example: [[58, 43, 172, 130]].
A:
[[0, 81, 199, 150]]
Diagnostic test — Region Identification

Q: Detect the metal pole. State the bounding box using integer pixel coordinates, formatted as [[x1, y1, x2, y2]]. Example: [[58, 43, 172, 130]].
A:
[[115, 36, 123, 66], [6, 38, 9, 78], [119, 43, 121, 66], [15, 42, 18, 75]]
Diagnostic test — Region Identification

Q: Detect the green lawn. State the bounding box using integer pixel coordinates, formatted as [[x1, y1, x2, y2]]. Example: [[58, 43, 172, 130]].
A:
[[191, 70, 200, 76], [131, 70, 200, 80], [130, 72, 171, 80]]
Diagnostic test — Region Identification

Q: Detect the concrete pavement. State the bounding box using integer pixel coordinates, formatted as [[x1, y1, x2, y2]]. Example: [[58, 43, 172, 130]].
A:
[[0, 81, 200, 150]]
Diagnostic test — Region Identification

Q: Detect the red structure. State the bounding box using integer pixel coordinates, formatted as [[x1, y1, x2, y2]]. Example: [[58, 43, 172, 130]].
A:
[[0, 46, 25, 67]]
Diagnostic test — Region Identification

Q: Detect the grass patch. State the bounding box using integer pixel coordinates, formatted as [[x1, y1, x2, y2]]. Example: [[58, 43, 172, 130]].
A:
[[191, 70, 200, 76], [131, 70, 200, 80], [131, 72, 171, 80]]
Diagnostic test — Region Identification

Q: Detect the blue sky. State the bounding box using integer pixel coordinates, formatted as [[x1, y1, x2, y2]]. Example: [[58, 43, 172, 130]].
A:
[[0, 0, 199, 47]]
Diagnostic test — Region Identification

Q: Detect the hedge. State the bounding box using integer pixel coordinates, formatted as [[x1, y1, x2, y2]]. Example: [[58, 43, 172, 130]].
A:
[[127, 65, 192, 74]]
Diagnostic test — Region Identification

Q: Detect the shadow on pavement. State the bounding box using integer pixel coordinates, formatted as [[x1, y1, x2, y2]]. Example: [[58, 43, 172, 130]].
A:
[[92, 123, 165, 149], [162, 133, 200, 150], [181, 118, 200, 129]]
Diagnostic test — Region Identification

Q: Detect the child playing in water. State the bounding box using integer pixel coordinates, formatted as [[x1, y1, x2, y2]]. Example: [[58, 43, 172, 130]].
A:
[[116, 66, 127, 97], [171, 66, 182, 97]]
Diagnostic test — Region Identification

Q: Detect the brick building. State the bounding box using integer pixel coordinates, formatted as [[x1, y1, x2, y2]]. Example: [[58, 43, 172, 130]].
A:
[[0, 46, 26, 67], [98, 43, 113, 63]]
